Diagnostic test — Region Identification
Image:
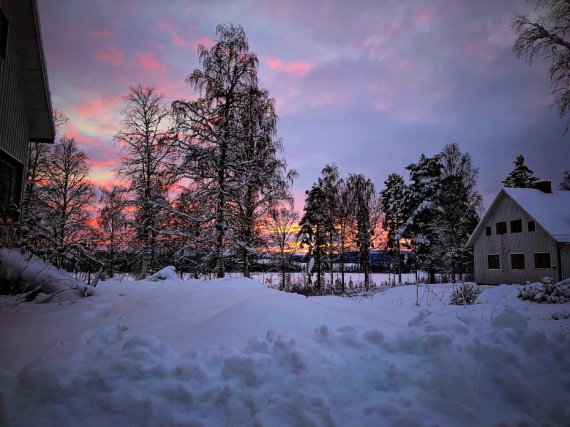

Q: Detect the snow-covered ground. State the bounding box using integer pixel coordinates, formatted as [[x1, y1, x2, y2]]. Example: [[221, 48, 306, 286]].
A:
[[1, 276, 569, 426]]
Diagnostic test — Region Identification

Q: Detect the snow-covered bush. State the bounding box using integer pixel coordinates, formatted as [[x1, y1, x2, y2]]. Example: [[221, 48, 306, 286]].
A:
[[449, 282, 481, 305], [518, 277, 570, 303], [0, 248, 95, 303], [147, 266, 178, 282]]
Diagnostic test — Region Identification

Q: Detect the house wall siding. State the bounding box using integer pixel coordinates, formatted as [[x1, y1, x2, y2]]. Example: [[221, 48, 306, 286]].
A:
[[561, 245, 570, 281], [472, 194, 560, 284], [0, 0, 31, 163], [0, 0, 31, 205]]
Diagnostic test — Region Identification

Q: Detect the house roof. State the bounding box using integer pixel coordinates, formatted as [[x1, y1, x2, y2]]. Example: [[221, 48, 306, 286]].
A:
[[467, 187, 570, 245], [12, 0, 55, 143]]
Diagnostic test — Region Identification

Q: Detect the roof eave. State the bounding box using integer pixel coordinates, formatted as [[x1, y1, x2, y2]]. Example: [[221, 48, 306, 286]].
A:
[[14, 0, 55, 144]]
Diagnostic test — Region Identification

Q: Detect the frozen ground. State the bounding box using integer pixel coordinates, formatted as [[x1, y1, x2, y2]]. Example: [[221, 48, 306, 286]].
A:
[[0, 276, 569, 426]]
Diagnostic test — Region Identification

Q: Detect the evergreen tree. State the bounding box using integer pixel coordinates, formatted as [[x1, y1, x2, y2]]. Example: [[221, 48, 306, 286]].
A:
[[502, 154, 539, 188], [401, 154, 442, 284], [381, 173, 407, 284], [560, 170, 570, 190], [435, 144, 482, 281], [298, 184, 327, 291]]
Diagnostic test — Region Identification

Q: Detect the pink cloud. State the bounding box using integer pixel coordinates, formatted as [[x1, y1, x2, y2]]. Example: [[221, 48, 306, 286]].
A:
[[286, 62, 313, 75], [137, 52, 167, 72], [75, 95, 123, 119], [157, 19, 213, 49], [415, 10, 434, 22], [268, 58, 285, 69], [266, 58, 313, 76], [90, 29, 114, 38], [94, 47, 124, 65]]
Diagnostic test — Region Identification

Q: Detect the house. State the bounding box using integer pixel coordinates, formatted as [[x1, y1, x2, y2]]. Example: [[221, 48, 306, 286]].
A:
[[467, 181, 570, 284], [0, 0, 54, 208]]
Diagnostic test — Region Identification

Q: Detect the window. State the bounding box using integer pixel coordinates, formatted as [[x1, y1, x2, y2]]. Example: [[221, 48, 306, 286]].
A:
[[534, 253, 551, 269], [485, 226, 492, 236], [496, 222, 507, 235], [488, 254, 500, 270], [0, 9, 8, 59], [511, 253, 525, 270], [510, 219, 522, 233], [528, 221, 536, 232]]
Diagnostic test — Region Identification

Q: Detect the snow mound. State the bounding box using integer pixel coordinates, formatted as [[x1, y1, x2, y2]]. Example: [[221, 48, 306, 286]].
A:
[[0, 249, 95, 303], [2, 307, 569, 426], [146, 266, 178, 282]]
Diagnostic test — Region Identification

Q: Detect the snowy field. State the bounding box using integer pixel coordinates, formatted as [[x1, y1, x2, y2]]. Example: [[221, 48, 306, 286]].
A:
[[1, 276, 569, 426]]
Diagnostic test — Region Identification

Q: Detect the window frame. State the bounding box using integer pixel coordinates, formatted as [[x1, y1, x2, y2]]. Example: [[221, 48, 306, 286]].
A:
[[510, 219, 522, 233], [534, 252, 551, 269], [510, 253, 525, 270], [496, 222, 507, 235], [487, 254, 500, 270], [485, 226, 492, 236], [528, 221, 536, 232]]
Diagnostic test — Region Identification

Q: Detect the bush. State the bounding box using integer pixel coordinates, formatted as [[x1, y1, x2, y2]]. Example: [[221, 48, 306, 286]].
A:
[[449, 282, 481, 305], [518, 277, 570, 304]]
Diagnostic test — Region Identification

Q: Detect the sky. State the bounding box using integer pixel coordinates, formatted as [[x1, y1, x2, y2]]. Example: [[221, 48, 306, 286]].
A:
[[38, 0, 570, 211]]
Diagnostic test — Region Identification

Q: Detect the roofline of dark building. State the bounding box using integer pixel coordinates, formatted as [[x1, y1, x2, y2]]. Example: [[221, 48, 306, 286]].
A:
[[13, 0, 55, 143]]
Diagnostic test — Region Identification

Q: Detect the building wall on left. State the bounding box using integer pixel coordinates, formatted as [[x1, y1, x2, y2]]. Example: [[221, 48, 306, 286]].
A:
[[0, 0, 31, 207]]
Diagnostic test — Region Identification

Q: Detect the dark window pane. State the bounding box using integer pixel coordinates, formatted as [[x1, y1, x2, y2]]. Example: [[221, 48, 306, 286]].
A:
[[528, 221, 535, 232], [0, 9, 8, 59], [486, 226, 492, 236], [488, 254, 500, 269], [510, 220, 522, 233], [511, 254, 525, 270], [496, 222, 507, 235], [534, 253, 551, 269]]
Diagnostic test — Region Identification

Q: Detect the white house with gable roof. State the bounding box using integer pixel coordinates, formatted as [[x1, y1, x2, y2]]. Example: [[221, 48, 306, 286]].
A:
[[467, 181, 570, 284]]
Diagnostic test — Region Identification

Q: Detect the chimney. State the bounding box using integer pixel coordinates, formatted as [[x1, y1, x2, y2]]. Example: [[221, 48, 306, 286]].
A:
[[535, 180, 552, 193]]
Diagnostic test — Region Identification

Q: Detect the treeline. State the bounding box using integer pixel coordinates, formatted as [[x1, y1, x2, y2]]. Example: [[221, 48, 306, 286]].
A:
[[8, 23, 570, 289], [295, 143, 482, 292]]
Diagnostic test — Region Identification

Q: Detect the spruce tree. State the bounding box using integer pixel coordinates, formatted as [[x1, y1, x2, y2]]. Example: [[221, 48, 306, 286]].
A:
[[435, 144, 482, 282], [402, 154, 442, 284], [298, 184, 327, 291], [381, 173, 407, 284], [502, 154, 539, 188]]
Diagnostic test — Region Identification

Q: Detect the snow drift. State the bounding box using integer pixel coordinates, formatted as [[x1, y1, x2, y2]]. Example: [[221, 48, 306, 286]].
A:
[[0, 278, 569, 426], [0, 248, 95, 303]]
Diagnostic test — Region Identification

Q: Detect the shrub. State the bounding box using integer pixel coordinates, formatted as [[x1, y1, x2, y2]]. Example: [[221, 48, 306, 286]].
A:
[[518, 277, 570, 304], [449, 282, 481, 305]]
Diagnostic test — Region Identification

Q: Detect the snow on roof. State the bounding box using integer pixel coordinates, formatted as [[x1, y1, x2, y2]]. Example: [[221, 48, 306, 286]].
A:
[[504, 187, 570, 243]]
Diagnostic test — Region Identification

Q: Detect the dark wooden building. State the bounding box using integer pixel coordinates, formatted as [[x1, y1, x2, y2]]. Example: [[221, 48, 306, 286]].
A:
[[0, 0, 54, 208]]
